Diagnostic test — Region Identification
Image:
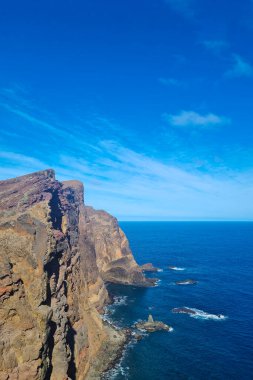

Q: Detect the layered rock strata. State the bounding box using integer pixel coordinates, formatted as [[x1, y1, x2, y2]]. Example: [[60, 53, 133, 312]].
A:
[[84, 207, 154, 286], [0, 169, 149, 380]]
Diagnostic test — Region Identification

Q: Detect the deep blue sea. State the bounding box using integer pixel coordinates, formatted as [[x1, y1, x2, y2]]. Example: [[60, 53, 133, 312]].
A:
[[104, 222, 253, 380]]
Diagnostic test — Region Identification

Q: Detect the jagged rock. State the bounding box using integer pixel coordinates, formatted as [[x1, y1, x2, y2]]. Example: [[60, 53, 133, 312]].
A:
[[0, 169, 151, 380], [84, 207, 154, 287], [135, 314, 172, 332], [140, 263, 159, 272], [172, 307, 197, 315]]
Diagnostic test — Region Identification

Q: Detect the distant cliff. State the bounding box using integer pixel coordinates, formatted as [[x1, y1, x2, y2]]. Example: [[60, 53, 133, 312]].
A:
[[0, 170, 152, 380]]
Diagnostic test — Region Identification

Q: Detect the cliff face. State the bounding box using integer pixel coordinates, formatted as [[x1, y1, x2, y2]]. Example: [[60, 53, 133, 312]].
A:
[[0, 170, 149, 380], [85, 207, 151, 286]]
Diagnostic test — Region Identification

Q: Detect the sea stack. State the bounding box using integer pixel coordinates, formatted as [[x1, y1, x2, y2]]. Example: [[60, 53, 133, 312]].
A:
[[135, 314, 172, 332]]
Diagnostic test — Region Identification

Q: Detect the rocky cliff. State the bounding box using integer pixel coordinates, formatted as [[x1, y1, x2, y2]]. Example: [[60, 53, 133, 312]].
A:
[[0, 169, 150, 380]]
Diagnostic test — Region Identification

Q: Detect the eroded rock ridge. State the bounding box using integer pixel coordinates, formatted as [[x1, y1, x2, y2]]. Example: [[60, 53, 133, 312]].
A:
[[0, 169, 149, 380]]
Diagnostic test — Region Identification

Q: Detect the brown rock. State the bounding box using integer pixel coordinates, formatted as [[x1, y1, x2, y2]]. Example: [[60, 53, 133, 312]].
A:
[[172, 307, 197, 315], [135, 314, 172, 332], [140, 263, 159, 272], [0, 169, 151, 380], [84, 207, 154, 287]]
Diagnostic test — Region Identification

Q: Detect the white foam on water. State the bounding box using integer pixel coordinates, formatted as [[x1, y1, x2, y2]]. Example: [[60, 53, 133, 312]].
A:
[[104, 295, 128, 316], [176, 280, 197, 285], [155, 279, 162, 287], [186, 307, 227, 320], [169, 266, 185, 271], [113, 295, 128, 306], [102, 295, 129, 329], [157, 268, 164, 272], [102, 336, 140, 380]]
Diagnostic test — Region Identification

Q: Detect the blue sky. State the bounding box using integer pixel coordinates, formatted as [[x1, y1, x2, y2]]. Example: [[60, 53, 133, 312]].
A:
[[0, 0, 253, 220]]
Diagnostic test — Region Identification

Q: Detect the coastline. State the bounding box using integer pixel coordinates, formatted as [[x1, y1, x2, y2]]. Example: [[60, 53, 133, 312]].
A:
[[86, 323, 128, 380], [85, 296, 133, 380]]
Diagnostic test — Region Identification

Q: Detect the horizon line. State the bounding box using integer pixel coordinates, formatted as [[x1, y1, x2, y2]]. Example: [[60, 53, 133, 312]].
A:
[[118, 220, 253, 222]]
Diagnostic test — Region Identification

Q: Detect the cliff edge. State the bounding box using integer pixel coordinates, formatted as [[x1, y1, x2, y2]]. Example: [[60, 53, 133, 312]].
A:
[[0, 169, 150, 380]]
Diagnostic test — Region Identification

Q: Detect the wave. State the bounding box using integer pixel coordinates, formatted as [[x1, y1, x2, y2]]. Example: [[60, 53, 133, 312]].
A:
[[102, 334, 140, 379], [113, 295, 128, 306], [154, 279, 162, 287], [102, 296, 128, 326], [173, 307, 227, 320], [102, 348, 129, 379], [169, 266, 185, 271], [189, 308, 227, 320]]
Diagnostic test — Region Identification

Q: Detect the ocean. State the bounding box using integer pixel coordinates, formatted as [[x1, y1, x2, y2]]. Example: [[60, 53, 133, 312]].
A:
[[103, 222, 253, 380]]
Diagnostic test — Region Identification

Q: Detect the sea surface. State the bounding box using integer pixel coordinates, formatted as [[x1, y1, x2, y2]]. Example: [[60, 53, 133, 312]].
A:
[[103, 222, 253, 380]]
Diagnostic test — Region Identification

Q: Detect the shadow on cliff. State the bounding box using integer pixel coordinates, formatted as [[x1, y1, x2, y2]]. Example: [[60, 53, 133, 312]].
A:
[[44, 320, 57, 380], [67, 321, 77, 379]]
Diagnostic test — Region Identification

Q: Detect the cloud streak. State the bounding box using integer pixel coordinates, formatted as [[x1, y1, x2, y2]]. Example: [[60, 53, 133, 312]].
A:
[[0, 139, 252, 220], [0, 87, 252, 220], [158, 77, 182, 86], [164, 0, 195, 18], [226, 54, 253, 78], [202, 40, 229, 54], [163, 111, 230, 128]]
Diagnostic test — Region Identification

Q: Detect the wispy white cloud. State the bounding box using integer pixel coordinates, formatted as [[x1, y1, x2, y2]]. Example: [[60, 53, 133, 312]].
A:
[[0, 151, 47, 179], [0, 102, 70, 137], [0, 100, 107, 156], [158, 77, 182, 86], [0, 86, 252, 220], [164, 0, 195, 18], [163, 110, 230, 128], [226, 54, 253, 77], [0, 151, 44, 166], [54, 141, 253, 220], [202, 40, 229, 54], [0, 140, 252, 220]]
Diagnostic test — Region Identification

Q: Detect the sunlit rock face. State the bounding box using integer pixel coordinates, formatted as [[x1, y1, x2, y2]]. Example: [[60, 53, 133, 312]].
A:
[[84, 206, 153, 287], [0, 169, 147, 380]]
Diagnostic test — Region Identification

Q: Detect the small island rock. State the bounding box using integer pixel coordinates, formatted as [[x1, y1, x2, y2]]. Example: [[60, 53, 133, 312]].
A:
[[172, 307, 197, 315], [135, 314, 172, 332], [140, 263, 159, 272]]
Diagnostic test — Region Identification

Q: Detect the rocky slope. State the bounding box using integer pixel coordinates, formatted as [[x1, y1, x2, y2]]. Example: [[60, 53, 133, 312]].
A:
[[0, 169, 151, 380]]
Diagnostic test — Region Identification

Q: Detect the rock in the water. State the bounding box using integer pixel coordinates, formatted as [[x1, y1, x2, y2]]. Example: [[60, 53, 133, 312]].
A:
[[172, 307, 197, 315], [140, 263, 159, 272], [135, 314, 172, 332]]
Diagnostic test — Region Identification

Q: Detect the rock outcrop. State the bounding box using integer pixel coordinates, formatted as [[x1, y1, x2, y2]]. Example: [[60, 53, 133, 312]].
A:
[[140, 263, 159, 272], [0, 169, 150, 380], [84, 207, 154, 287], [134, 314, 172, 332], [172, 307, 197, 315]]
